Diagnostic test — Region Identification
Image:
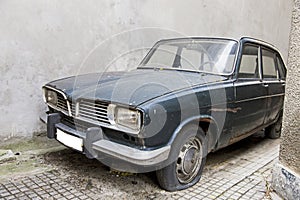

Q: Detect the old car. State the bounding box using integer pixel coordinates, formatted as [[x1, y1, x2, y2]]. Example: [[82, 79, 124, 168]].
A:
[[41, 37, 286, 191]]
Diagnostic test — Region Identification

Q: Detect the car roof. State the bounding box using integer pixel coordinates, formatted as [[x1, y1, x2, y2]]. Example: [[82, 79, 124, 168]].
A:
[[239, 37, 279, 51], [157, 37, 238, 43]]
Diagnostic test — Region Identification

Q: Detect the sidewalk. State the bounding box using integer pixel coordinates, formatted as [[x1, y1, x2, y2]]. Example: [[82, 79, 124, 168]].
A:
[[0, 133, 283, 200]]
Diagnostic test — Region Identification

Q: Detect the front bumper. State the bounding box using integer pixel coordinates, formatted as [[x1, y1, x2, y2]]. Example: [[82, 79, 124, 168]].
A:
[[40, 112, 171, 170]]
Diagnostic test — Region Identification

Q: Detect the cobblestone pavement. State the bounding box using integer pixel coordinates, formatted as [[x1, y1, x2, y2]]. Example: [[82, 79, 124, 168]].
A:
[[0, 134, 282, 200]]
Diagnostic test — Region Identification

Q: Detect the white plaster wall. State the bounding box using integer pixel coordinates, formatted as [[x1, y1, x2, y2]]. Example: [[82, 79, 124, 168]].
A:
[[0, 0, 293, 139]]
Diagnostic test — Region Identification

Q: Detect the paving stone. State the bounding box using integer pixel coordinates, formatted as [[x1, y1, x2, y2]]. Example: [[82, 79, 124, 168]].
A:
[[0, 136, 282, 200], [65, 193, 75, 199], [0, 191, 11, 197], [40, 193, 51, 199]]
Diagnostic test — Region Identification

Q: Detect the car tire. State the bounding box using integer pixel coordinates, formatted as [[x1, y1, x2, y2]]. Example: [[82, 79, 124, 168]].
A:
[[156, 124, 208, 191], [265, 114, 283, 139]]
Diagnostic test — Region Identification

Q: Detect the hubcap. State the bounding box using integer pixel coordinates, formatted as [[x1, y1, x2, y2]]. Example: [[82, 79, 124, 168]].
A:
[[176, 137, 202, 184]]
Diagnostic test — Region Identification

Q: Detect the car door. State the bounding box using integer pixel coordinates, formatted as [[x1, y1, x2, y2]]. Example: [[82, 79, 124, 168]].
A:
[[261, 47, 286, 125], [231, 43, 268, 139]]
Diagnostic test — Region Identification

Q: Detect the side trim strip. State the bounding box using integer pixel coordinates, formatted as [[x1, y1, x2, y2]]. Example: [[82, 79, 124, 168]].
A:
[[235, 93, 285, 103]]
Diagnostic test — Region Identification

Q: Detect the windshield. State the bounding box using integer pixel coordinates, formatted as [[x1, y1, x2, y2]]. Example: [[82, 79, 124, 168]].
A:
[[139, 38, 238, 75]]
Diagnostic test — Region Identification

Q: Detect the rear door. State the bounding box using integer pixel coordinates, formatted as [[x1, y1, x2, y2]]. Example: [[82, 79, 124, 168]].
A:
[[231, 43, 268, 138], [261, 47, 286, 124]]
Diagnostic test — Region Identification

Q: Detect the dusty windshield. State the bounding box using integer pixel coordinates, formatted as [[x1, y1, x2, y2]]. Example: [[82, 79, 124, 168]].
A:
[[140, 39, 238, 75]]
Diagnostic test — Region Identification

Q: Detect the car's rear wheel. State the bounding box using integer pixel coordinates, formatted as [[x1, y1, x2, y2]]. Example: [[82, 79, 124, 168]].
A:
[[156, 125, 207, 191], [265, 114, 283, 139]]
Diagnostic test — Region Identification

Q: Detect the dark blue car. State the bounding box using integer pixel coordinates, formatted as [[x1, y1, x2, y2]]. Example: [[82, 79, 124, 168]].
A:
[[41, 37, 286, 191]]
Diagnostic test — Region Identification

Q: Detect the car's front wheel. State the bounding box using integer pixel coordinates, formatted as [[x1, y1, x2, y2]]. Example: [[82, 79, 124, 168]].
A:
[[156, 125, 207, 191]]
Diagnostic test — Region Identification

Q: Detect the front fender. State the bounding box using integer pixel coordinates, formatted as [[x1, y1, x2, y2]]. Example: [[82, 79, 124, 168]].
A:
[[167, 115, 219, 152]]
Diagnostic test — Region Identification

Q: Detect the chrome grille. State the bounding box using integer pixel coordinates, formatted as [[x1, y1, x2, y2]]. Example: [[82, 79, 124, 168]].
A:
[[45, 87, 70, 115], [57, 93, 68, 113], [78, 99, 110, 124], [71, 102, 76, 116]]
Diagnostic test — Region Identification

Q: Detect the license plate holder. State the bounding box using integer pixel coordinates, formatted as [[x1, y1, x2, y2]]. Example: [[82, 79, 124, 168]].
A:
[[56, 129, 83, 152]]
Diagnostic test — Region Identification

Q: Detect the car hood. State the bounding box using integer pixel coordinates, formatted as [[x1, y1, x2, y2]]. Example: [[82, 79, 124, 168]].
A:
[[46, 69, 227, 106]]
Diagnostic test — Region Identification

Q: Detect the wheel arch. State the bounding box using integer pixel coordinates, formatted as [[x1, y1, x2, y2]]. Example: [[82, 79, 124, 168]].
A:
[[168, 115, 220, 152]]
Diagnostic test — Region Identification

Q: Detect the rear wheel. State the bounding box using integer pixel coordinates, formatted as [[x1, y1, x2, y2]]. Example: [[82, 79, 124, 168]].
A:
[[265, 114, 283, 139], [156, 125, 207, 191]]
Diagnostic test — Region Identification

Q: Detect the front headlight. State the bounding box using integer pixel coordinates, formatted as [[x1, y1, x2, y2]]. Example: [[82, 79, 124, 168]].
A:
[[43, 89, 58, 106], [107, 104, 141, 134]]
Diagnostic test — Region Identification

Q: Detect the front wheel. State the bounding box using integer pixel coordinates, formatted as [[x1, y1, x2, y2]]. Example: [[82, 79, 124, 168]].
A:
[[156, 125, 207, 191]]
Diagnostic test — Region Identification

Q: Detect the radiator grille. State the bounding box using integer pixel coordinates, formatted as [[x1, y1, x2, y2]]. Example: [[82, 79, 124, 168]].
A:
[[61, 116, 88, 131], [78, 99, 110, 124], [56, 93, 68, 113], [45, 87, 70, 115]]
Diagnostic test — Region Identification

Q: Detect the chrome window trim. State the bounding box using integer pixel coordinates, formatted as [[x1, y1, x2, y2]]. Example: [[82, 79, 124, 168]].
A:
[[139, 37, 239, 76]]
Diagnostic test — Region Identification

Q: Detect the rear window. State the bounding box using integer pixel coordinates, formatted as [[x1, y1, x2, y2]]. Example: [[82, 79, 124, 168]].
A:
[[262, 48, 278, 79]]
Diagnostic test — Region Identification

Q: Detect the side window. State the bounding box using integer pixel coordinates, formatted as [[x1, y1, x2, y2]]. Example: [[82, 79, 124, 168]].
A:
[[238, 45, 259, 79], [262, 48, 278, 79], [276, 55, 287, 80]]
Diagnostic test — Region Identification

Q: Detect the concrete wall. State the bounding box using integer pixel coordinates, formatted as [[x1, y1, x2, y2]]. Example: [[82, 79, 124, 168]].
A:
[[280, 0, 300, 175], [0, 0, 294, 139], [272, 1, 300, 199]]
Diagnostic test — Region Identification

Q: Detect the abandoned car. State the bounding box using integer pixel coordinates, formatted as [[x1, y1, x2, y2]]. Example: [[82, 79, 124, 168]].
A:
[[41, 37, 286, 191]]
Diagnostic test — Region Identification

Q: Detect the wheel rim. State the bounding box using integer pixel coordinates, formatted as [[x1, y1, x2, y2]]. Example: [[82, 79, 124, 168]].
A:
[[176, 137, 202, 184]]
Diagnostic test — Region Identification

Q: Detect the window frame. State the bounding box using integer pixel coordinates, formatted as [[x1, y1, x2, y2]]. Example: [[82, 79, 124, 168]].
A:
[[237, 42, 262, 81], [275, 53, 287, 80], [260, 46, 280, 80]]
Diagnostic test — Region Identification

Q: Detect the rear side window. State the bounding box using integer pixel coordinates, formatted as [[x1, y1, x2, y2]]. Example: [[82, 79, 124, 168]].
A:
[[276, 55, 287, 80], [238, 45, 259, 79], [262, 48, 278, 79]]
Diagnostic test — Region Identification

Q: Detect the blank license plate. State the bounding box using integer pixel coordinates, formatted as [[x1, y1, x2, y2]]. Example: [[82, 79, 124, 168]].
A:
[[56, 129, 83, 152]]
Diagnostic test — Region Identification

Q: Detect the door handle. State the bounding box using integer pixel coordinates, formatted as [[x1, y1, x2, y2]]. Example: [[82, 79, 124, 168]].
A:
[[262, 83, 269, 88]]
